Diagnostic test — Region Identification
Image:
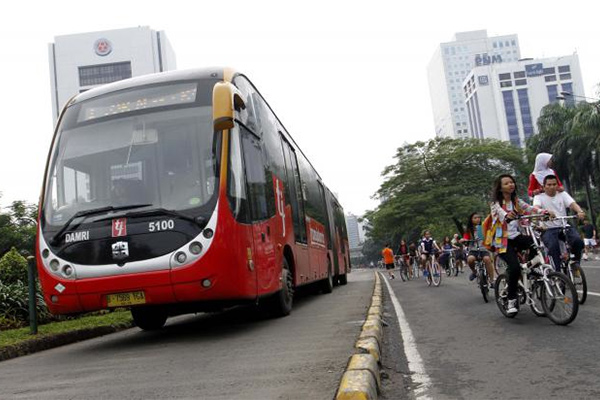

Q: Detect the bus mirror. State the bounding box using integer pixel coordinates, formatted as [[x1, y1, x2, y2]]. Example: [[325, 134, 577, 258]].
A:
[[233, 93, 246, 111], [132, 128, 158, 145], [213, 82, 237, 131]]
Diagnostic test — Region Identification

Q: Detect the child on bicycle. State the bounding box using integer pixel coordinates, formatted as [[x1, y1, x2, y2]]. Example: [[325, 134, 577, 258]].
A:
[[397, 239, 411, 277], [461, 212, 495, 283], [533, 175, 585, 271], [438, 236, 455, 273], [420, 230, 441, 276]]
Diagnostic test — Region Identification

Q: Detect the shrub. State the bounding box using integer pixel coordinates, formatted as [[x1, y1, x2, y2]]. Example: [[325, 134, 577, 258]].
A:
[[0, 247, 28, 284], [0, 280, 53, 330]]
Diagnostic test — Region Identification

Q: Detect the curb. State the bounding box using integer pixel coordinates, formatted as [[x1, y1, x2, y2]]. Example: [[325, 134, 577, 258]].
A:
[[335, 272, 383, 400], [0, 321, 133, 363]]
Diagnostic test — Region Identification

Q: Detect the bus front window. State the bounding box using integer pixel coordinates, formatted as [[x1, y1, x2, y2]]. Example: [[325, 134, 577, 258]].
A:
[[43, 83, 219, 229]]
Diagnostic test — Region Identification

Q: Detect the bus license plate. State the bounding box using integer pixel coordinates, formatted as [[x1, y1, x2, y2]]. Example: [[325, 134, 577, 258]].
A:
[[106, 291, 146, 307]]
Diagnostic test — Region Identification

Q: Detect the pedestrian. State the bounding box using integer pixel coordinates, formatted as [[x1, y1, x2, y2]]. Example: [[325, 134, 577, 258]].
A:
[[382, 243, 395, 279], [528, 152, 564, 198], [582, 219, 596, 261]]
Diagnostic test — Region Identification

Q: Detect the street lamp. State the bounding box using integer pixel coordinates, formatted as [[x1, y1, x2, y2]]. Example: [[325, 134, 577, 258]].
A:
[[556, 91, 600, 110]]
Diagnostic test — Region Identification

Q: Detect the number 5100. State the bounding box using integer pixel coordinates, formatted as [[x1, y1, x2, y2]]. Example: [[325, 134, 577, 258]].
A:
[[149, 220, 175, 232]]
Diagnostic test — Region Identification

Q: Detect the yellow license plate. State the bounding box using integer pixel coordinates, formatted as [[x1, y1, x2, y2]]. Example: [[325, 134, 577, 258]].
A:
[[106, 291, 146, 307]]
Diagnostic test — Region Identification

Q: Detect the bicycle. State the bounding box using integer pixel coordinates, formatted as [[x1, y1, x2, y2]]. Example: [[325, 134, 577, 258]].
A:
[[442, 249, 458, 277], [410, 255, 420, 278], [422, 253, 442, 287], [396, 256, 411, 282], [494, 214, 579, 325], [541, 215, 588, 305], [463, 239, 492, 303]]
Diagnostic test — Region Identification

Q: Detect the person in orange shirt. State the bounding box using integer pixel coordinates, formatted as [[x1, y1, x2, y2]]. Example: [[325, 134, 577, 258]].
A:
[[382, 243, 395, 279]]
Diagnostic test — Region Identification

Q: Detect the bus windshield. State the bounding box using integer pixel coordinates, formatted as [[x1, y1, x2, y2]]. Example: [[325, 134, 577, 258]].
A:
[[43, 82, 219, 230]]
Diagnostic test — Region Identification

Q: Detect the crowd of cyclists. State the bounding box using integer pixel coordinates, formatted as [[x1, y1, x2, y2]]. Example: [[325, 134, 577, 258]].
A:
[[379, 152, 593, 324]]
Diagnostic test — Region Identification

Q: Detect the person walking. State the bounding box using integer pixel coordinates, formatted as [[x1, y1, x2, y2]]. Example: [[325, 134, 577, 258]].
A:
[[382, 243, 395, 279], [582, 219, 596, 261]]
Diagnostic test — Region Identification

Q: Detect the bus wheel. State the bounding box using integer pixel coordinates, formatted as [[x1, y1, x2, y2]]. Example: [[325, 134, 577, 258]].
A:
[[338, 273, 348, 285], [131, 306, 168, 331], [268, 258, 294, 317], [321, 259, 334, 294]]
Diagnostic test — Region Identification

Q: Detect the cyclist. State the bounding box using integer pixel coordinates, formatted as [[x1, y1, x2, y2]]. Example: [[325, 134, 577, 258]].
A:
[[528, 152, 564, 198], [397, 239, 410, 277], [462, 212, 494, 283], [439, 236, 455, 273], [451, 233, 466, 272], [382, 243, 395, 279], [420, 230, 441, 277], [533, 175, 585, 271], [408, 241, 418, 271], [489, 174, 552, 316]]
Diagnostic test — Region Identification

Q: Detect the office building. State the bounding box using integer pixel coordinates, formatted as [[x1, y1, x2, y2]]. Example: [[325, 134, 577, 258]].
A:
[[345, 213, 361, 250], [463, 54, 584, 147], [427, 30, 521, 138], [49, 26, 176, 124]]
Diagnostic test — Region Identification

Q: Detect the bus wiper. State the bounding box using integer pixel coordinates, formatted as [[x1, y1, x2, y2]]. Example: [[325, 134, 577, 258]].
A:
[[50, 204, 153, 245], [105, 207, 208, 228]]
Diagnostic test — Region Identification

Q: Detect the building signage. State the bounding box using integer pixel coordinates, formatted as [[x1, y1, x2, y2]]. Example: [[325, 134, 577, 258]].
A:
[[475, 53, 502, 66], [478, 75, 489, 86], [94, 38, 113, 56], [525, 63, 544, 77]]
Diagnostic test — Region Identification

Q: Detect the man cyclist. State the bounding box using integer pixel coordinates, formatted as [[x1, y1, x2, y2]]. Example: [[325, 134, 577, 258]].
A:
[[420, 230, 441, 277], [533, 175, 585, 271]]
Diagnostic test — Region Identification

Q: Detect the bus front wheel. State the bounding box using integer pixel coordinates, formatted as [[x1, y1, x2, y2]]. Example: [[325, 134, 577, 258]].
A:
[[267, 258, 294, 317], [131, 306, 168, 331]]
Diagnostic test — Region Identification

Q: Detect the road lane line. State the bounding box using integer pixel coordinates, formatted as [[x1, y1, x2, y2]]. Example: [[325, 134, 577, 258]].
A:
[[381, 273, 433, 400], [581, 290, 600, 297]]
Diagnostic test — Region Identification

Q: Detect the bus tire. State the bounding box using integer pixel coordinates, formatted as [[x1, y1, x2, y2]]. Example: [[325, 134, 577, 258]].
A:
[[321, 258, 334, 294], [131, 306, 168, 331], [268, 257, 294, 317], [338, 273, 348, 285]]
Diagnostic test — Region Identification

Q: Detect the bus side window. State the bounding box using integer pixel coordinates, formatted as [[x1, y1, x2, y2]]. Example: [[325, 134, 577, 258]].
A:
[[233, 76, 260, 135], [240, 126, 274, 221], [227, 125, 249, 223]]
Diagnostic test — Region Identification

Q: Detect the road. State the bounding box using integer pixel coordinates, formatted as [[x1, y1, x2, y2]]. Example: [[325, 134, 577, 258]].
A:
[[379, 259, 600, 399], [0, 271, 375, 400]]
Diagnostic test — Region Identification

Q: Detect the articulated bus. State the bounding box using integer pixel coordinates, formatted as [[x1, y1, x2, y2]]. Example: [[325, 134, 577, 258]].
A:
[[37, 68, 350, 329]]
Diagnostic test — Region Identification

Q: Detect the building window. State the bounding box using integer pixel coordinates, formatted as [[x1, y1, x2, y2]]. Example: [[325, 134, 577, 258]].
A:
[[78, 62, 132, 87], [500, 81, 513, 88], [561, 83, 575, 106], [502, 91, 520, 146], [511, 39, 516, 46], [505, 41, 510, 47], [499, 73, 511, 80], [517, 89, 534, 140], [545, 75, 557, 82], [514, 71, 526, 79], [499, 42, 504, 48], [515, 79, 527, 86], [543, 67, 555, 75], [493, 42, 497, 48], [547, 85, 559, 104], [559, 73, 572, 80], [474, 92, 484, 138], [558, 65, 571, 73]]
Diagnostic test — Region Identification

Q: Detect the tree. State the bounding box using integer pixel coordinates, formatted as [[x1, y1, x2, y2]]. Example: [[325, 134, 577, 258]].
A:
[[0, 198, 38, 258], [365, 138, 528, 244]]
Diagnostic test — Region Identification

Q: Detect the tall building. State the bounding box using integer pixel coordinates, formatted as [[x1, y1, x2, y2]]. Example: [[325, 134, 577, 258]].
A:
[[428, 30, 521, 139], [345, 213, 361, 250], [463, 54, 584, 147], [48, 26, 176, 124]]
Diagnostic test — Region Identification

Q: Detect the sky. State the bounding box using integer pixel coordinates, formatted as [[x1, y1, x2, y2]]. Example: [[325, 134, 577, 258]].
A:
[[1, 0, 599, 216]]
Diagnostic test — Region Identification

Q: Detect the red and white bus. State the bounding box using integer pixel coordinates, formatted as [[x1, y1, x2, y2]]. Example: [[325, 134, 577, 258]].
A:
[[36, 68, 350, 329]]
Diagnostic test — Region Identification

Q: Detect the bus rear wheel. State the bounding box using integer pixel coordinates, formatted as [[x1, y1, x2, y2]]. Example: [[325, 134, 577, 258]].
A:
[[131, 306, 168, 331], [321, 259, 334, 294]]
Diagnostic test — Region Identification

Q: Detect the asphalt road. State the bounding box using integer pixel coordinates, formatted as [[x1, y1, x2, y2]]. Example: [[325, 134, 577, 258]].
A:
[[0, 271, 375, 400], [379, 259, 600, 400]]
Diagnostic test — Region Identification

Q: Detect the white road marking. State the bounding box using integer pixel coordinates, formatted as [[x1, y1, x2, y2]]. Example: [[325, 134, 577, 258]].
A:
[[581, 290, 600, 297], [381, 272, 433, 400]]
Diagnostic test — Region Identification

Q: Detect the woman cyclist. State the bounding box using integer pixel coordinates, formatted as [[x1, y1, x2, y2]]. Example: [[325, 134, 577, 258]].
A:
[[462, 212, 495, 283], [438, 236, 455, 273], [490, 174, 552, 316], [397, 239, 411, 277], [451, 233, 466, 273], [528, 153, 564, 198], [420, 230, 441, 277]]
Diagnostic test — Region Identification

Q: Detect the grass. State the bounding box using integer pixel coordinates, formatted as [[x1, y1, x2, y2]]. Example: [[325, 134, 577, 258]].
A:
[[0, 309, 132, 348]]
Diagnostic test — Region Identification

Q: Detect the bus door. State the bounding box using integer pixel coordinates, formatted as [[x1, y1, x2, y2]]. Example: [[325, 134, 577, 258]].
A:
[[279, 134, 309, 283], [322, 188, 339, 276], [239, 126, 278, 293]]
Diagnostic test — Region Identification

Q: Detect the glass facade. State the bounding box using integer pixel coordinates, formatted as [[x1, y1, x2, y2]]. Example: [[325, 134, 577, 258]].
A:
[[79, 62, 132, 87], [517, 89, 534, 140], [561, 82, 575, 107], [502, 91, 520, 146], [474, 92, 484, 138]]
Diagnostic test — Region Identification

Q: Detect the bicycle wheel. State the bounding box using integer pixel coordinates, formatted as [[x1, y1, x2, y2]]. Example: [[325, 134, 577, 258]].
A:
[[425, 261, 432, 286], [431, 260, 442, 287], [568, 264, 587, 305], [494, 274, 516, 318], [541, 271, 579, 326], [413, 260, 420, 278], [478, 265, 489, 303], [529, 280, 546, 317]]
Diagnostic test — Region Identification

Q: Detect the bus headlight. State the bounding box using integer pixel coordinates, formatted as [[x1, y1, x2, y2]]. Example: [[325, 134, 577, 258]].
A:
[[42, 249, 50, 259], [50, 259, 60, 272], [63, 265, 74, 277], [176, 252, 187, 264], [189, 242, 203, 255]]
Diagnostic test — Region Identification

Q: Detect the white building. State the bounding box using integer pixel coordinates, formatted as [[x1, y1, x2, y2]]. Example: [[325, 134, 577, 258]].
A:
[[462, 54, 585, 147], [427, 30, 521, 139], [345, 213, 361, 250], [49, 26, 176, 124]]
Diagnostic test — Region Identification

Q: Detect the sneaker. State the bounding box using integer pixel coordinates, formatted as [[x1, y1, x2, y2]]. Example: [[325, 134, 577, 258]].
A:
[[507, 299, 518, 315], [583, 254, 589, 261], [433, 272, 440, 277], [469, 272, 477, 281], [391, 274, 395, 279]]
